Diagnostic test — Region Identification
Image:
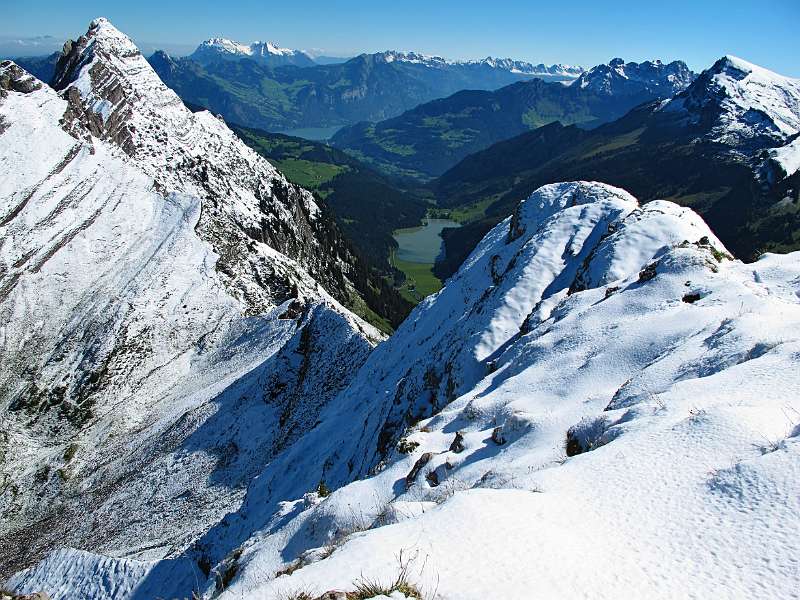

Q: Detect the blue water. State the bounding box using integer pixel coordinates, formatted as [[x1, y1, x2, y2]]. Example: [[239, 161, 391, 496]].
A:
[[278, 125, 344, 141], [393, 218, 461, 264]]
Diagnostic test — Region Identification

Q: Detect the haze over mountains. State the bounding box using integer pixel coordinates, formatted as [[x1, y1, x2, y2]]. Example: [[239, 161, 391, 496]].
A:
[[330, 58, 695, 180], [2, 14, 800, 600], [145, 42, 584, 133]]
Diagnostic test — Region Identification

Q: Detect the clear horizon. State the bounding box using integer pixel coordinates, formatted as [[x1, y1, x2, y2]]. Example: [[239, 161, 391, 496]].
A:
[[3, 0, 799, 77]]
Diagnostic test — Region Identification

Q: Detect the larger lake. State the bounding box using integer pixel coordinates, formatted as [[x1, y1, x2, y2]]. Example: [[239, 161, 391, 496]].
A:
[[393, 218, 461, 264]]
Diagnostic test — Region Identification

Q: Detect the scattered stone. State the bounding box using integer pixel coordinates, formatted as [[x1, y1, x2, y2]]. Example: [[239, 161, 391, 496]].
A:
[[565, 430, 583, 456], [605, 286, 619, 298], [397, 438, 420, 454], [315, 591, 348, 600], [278, 299, 304, 320], [405, 452, 433, 488], [638, 262, 658, 283], [425, 469, 440, 487], [682, 292, 702, 303], [449, 431, 465, 453], [491, 426, 506, 445]]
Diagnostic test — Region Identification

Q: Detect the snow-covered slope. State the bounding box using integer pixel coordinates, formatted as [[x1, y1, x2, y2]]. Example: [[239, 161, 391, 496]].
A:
[[0, 17, 382, 581], [15, 181, 798, 599], [191, 37, 315, 67], [665, 55, 800, 179], [198, 181, 800, 600]]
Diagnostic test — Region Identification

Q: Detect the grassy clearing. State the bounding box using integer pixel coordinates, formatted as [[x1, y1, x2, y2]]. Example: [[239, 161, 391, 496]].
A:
[[269, 159, 348, 190], [582, 127, 645, 158], [391, 255, 442, 302], [428, 197, 496, 224]]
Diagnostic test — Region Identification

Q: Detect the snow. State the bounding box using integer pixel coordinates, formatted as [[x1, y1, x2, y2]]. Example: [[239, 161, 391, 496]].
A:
[[769, 136, 800, 177], [184, 183, 798, 600], [666, 54, 800, 153], [5, 166, 800, 600], [194, 37, 309, 60], [7, 549, 197, 600], [711, 55, 800, 137], [200, 37, 256, 56]]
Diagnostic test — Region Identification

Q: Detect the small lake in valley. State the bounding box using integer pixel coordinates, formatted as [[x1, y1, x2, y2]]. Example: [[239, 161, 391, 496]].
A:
[[392, 218, 461, 264]]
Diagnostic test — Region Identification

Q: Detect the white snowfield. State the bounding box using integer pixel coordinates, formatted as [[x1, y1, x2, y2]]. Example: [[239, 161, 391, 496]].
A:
[[10, 180, 800, 600], [0, 16, 381, 586]]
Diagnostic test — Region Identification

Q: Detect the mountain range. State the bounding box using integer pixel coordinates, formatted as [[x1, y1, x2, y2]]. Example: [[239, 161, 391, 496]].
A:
[[330, 58, 694, 180], [146, 46, 583, 132], [2, 17, 800, 600], [431, 55, 800, 278]]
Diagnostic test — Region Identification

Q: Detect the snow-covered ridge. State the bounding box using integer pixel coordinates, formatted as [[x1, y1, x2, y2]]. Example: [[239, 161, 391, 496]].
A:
[[664, 55, 800, 178], [194, 182, 800, 600], [0, 17, 383, 584], [706, 55, 800, 136]]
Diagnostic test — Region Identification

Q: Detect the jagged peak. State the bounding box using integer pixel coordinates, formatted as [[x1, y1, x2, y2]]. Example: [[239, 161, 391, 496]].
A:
[[576, 57, 694, 95], [85, 16, 140, 55]]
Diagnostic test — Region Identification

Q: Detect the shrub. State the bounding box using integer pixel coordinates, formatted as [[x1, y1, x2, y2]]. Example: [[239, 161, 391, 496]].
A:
[[397, 438, 420, 454], [317, 480, 331, 498], [349, 550, 423, 599]]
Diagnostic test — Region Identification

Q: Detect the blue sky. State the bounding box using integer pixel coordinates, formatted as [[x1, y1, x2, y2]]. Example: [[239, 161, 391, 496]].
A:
[[3, 0, 799, 76]]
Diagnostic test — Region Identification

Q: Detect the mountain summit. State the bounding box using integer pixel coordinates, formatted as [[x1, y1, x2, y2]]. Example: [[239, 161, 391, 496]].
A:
[[665, 55, 800, 179]]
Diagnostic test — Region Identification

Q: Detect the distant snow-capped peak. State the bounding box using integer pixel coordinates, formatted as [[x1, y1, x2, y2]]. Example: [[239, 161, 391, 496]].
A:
[[191, 37, 314, 65], [197, 37, 298, 57], [673, 55, 800, 138], [476, 56, 584, 76], [577, 57, 695, 96], [376, 50, 583, 77]]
